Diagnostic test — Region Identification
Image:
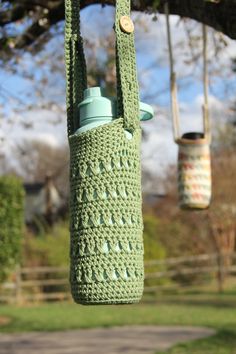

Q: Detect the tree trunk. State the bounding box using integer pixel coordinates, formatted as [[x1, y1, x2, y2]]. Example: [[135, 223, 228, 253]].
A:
[[45, 174, 54, 227]]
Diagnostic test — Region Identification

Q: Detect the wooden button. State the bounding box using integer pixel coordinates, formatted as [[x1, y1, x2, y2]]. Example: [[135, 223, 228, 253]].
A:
[[119, 16, 134, 34]]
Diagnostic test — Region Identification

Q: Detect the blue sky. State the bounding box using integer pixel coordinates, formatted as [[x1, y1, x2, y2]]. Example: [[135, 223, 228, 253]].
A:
[[0, 5, 236, 182], [1, 5, 236, 118]]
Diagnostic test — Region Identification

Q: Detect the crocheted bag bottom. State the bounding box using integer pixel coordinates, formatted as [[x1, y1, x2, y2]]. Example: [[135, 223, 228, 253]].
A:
[[71, 279, 144, 305], [69, 119, 144, 305]]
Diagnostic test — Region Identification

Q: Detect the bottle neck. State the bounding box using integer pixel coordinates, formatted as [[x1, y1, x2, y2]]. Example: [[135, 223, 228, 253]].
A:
[[80, 116, 114, 128]]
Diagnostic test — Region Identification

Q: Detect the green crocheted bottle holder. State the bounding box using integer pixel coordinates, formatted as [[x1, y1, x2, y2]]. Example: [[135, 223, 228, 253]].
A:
[[65, 0, 144, 304], [69, 120, 143, 304]]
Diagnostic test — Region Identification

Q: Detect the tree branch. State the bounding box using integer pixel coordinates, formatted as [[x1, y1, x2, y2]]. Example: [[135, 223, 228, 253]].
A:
[[0, 0, 235, 52], [0, 4, 27, 26]]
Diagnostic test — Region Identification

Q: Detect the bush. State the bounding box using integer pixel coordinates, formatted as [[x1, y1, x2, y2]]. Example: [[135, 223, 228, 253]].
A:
[[0, 176, 24, 283], [23, 221, 69, 268], [143, 213, 167, 286], [143, 213, 166, 261]]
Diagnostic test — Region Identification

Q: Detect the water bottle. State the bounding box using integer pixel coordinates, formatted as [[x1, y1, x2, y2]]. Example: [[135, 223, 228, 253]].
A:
[[69, 87, 153, 305], [76, 87, 154, 138]]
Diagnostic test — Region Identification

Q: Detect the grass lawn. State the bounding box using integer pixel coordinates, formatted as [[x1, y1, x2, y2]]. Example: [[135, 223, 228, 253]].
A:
[[157, 330, 236, 354], [0, 291, 236, 353]]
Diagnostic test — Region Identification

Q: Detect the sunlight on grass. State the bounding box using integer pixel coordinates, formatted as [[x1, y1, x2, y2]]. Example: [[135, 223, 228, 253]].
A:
[[0, 292, 236, 354], [157, 329, 236, 354], [0, 294, 236, 333]]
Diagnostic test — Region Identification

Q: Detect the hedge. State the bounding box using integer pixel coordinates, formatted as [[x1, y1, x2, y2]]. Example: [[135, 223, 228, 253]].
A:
[[0, 176, 24, 283]]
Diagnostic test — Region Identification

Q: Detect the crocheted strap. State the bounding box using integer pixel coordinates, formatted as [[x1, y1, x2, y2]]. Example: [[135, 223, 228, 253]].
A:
[[65, 0, 140, 136], [114, 0, 140, 132], [65, 0, 87, 136]]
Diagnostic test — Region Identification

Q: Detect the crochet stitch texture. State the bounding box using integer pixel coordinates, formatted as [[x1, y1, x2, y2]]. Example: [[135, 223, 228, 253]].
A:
[[178, 140, 211, 210], [65, 0, 144, 304]]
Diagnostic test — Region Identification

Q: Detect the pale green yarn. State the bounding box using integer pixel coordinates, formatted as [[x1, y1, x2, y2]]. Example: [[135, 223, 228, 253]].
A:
[[65, 0, 144, 304]]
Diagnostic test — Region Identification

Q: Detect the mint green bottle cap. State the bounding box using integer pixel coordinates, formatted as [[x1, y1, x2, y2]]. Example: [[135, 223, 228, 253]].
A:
[[78, 87, 116, 128], [78, 87, 154, 130], [140, 102, 154, 121]]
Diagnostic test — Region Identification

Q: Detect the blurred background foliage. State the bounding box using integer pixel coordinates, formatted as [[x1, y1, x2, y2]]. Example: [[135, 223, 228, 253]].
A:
[[23, 221, 69, 268], [0, 0, 235, 301], [0, 176, 24, 282]]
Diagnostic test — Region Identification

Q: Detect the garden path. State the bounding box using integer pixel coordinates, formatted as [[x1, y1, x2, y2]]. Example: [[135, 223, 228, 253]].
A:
[[0, 326, 215, 354]]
